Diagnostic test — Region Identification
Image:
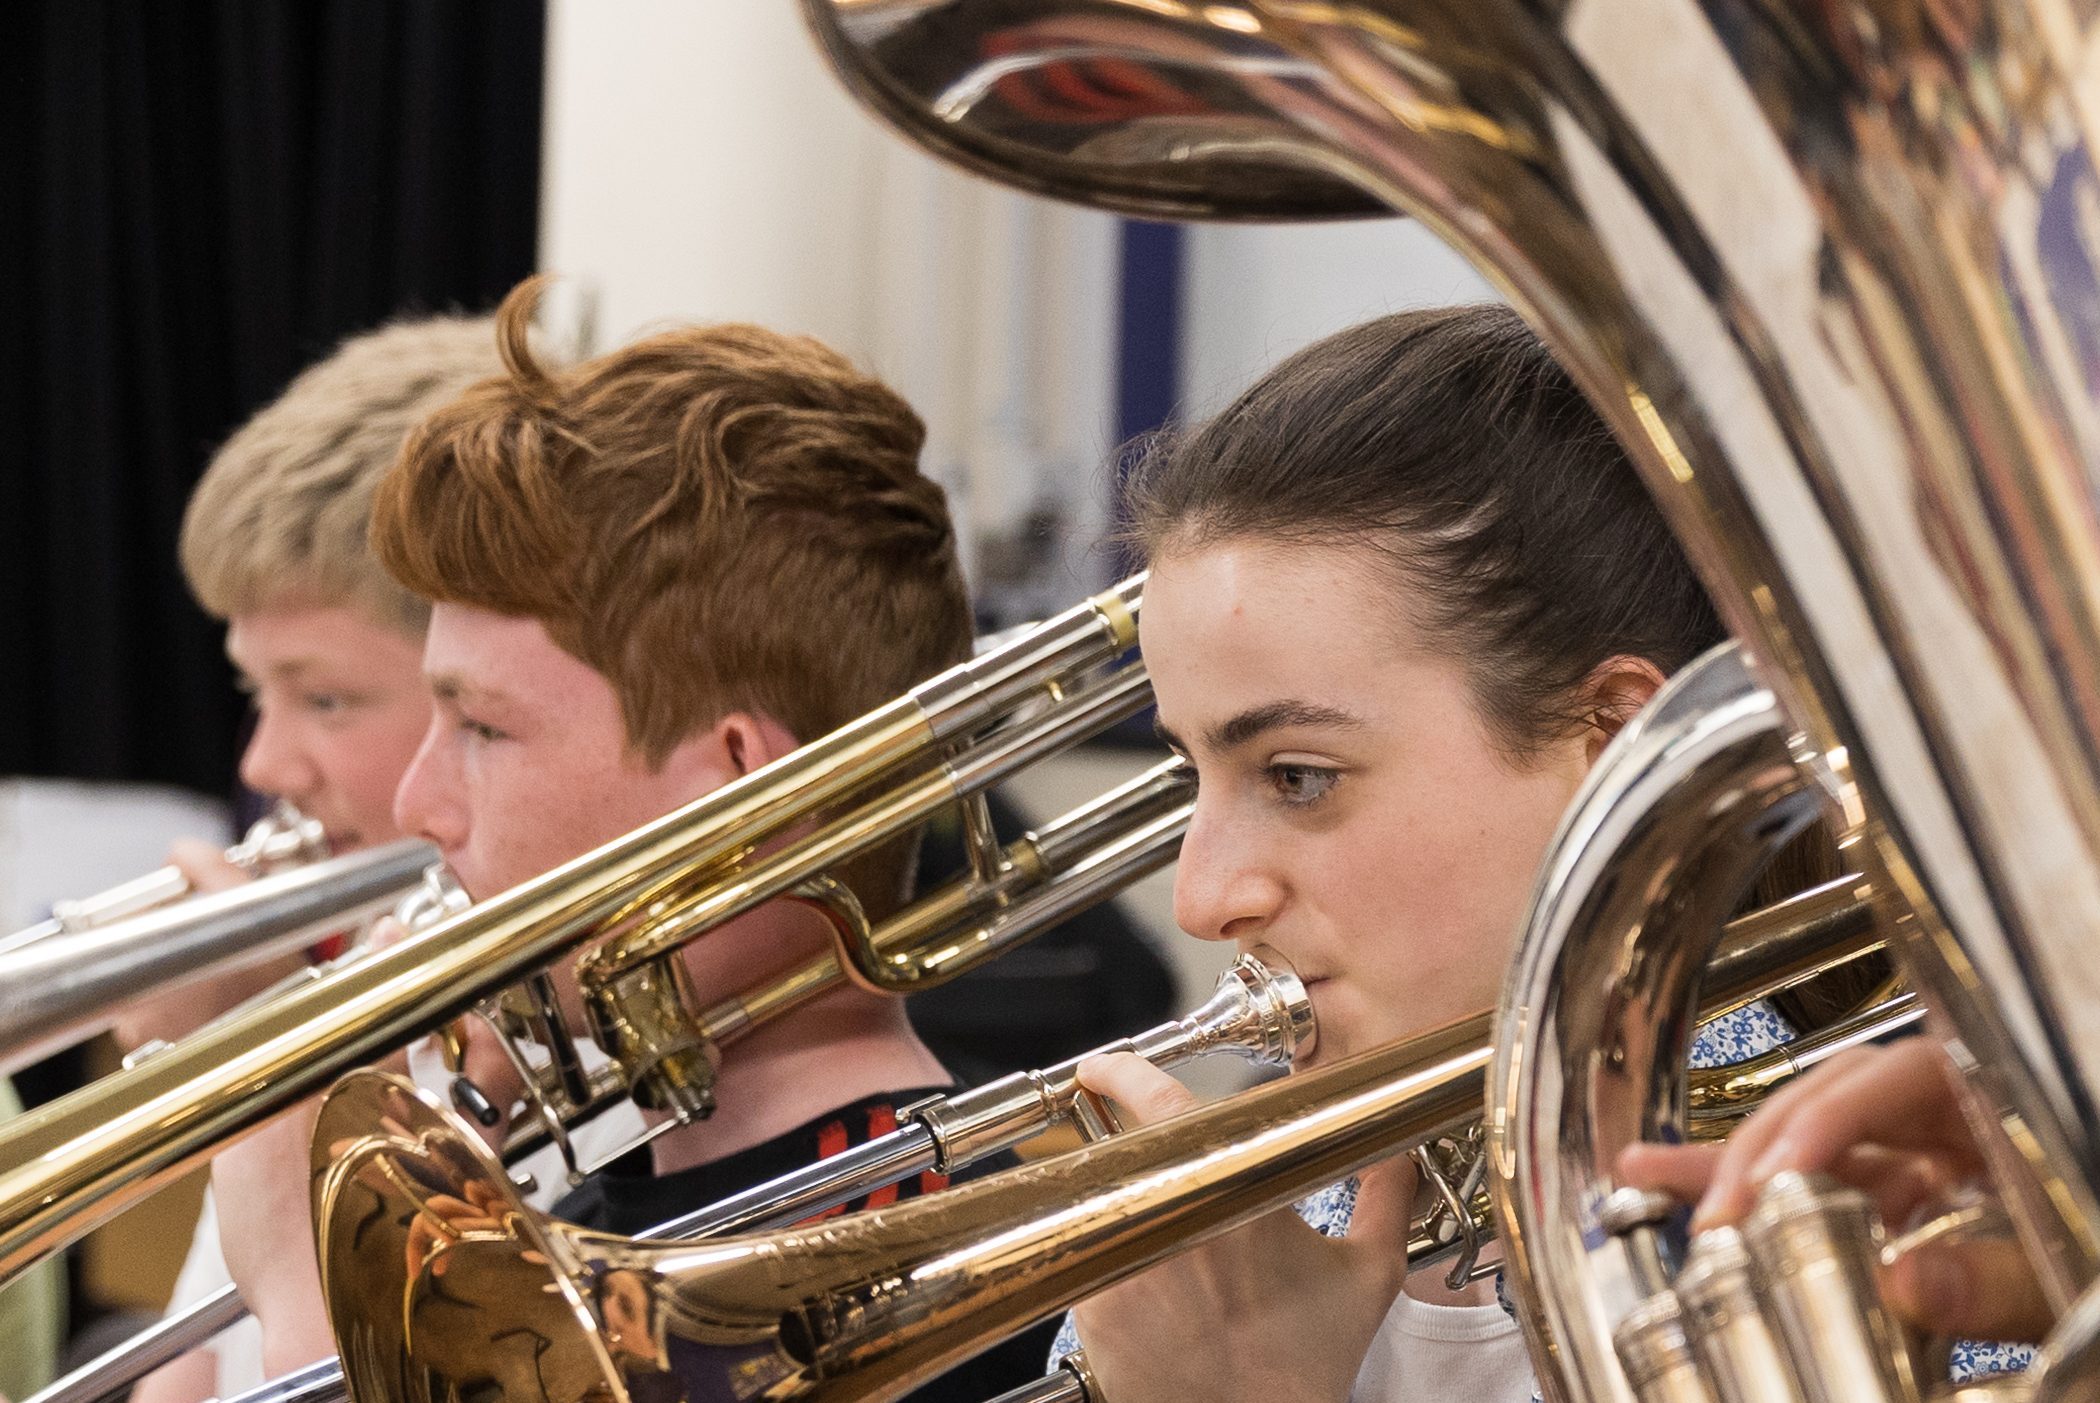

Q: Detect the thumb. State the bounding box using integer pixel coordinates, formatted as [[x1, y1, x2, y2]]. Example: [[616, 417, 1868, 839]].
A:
[[1076, 1052, 1201, 1127], [1346, 1155, 1420, 1267]]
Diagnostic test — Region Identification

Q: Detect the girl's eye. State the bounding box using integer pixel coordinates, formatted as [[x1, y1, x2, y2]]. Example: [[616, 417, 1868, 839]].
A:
[[1268, 762, 1340, 808], [303, 693, 350, 716]]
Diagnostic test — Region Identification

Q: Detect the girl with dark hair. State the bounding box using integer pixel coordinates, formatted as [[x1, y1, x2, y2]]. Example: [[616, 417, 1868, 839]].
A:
[[1052, 304, 1803, 1403]]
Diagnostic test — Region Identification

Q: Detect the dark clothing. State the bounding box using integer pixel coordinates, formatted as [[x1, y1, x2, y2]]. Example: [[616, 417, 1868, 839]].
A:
[[552, 1088, 1057, 1403]]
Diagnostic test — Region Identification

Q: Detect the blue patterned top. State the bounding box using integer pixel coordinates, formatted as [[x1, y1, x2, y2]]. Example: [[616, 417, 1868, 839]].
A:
[[1046, 1003, 2028, 1394]]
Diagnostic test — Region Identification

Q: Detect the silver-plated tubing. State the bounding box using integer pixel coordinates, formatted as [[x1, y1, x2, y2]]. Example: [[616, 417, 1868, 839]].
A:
[[0, 804, 330, 964], [1676, 1227, 1808, 1403], [984, 1357, 1094, 1403], [1614, 1293, 1720, 1403], [214, 1358, 346, 1403], [0, 838, 434, 1076], [21, 1284, 247, 1403], [909, 947, 1310, 1171], [47, 804, 329, 936], [657, 948, 1308, 1235], [914, 577, 1141, 744], [1740, 1172, 1923, 1403]]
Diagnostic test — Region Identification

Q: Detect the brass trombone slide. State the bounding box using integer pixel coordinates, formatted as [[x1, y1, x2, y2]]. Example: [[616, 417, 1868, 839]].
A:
[[22, 754, 1193, 1403]]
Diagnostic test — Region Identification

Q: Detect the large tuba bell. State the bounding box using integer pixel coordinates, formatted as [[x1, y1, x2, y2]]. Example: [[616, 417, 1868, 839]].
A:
[[800, 0, 2100, 1397]]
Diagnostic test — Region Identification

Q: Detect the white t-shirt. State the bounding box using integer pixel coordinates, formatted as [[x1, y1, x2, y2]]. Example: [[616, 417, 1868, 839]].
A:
[[1353, 1292, 1533, 1403], [162, 1040, 646, 1399]]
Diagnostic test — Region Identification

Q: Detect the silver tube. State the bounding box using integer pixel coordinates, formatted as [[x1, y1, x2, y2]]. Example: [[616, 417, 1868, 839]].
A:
[[1490, 642, 1827, 1403], [652, 1124, 944, 1240], [0, 839, 434, 1075], [1614, 1294, 1719, 1403], [1675, 1228, 1805, 1403], [22, 1284, 246, 1403], [48, 804, 327, 935], [651, 947, 1311, 1233], [984, 1359, 1092, 1403], [1740, 1173, 1924, 1403], [215, 1358, 346, 1403]]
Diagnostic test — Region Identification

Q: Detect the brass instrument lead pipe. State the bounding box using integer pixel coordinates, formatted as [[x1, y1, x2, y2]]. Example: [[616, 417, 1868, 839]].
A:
[[0, 579, 1142, 1283]]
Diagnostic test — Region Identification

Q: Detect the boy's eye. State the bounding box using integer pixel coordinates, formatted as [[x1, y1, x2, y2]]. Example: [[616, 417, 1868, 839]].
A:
[[459, 718, 505, 743]]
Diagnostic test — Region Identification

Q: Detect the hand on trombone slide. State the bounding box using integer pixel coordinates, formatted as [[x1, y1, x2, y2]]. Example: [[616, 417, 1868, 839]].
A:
[[1617, 1037, 2052, 1343], [1064, 1052, 1418, 1403]]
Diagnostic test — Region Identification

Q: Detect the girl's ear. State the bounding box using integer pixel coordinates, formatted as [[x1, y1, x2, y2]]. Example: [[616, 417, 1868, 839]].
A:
[[1576, 655, 1670, 767]]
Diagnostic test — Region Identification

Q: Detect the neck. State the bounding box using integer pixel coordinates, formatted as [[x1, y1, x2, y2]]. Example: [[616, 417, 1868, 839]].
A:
[[645, 980, 952, 1176]]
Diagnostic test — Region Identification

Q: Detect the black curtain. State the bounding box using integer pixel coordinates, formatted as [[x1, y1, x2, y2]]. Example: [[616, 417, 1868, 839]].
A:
[[1, 2, 546, 798]]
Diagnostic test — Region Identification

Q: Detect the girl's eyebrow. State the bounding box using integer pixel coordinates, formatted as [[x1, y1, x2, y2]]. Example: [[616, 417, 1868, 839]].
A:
[[1156, 701, 1366, 755]]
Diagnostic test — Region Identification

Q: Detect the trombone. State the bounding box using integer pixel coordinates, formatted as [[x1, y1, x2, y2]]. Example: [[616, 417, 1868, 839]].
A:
[[0, 801, 327, 958], [307, 871, 1897, 1403], [0, 579, 1153, 1283], [33, 946, 1310, 1403], [88, 950, 1310, 1403], [0, 838, 435, 1077]]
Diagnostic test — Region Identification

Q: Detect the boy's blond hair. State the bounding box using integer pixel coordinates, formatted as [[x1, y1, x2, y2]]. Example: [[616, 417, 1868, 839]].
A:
[[181, 315, 506, 633]]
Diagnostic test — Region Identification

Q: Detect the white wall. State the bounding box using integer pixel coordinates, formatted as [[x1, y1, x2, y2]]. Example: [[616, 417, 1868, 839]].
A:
[[1179, 220, 1500, 414], [539, 0, 1126, 616], [538, 3, 881, 351]]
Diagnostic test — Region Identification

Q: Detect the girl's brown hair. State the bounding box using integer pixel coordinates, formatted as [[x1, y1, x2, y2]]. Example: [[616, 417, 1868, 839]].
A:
[[1126, 303, 1723, 759]]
